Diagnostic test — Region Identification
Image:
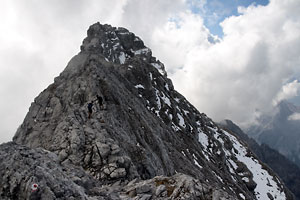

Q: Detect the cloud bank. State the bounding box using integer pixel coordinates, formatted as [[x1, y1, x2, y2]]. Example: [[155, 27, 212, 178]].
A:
[[274, 80, 300, 105], [168, 0, 300, 126], [288, 113, 300, 121], [0, 0, 300, 143]]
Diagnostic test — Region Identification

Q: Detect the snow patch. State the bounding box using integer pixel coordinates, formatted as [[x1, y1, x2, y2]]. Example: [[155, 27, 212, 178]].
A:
[[226, 161, 236, 174], [189, 125, 194, 131], [242, 177, 249, 182], [117, 32, 129, 35], [172, 122, 180, 131], [177, 113, 186, 127], [119, 52, 126, 64], [228, 159, 238, 170], [198, 129, 209, 150], [197, 127, 212, 161], [183, 109, 189, 115], [212, 171, 223, 183], [155, 89, 161, 110], [134, 48, 150, 55], [239, 193, 246, 200], [113, 42, 120, 50], [165, 83, 169, 91], [151, 63, 165, 75], [161, 93, 171, 107], [135, 84, 145, 89], [192, 154, 202, 169], [155, 110, 160, 118]]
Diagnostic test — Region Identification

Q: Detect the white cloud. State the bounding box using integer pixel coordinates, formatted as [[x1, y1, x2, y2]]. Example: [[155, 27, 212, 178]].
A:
[[121, 0, 185, 42], [166, 0, 300, 127], [273, 80, 300, 106], [151, 11, 213, 72], [186, 0, 207, 14], [288, 113, 300, 121]]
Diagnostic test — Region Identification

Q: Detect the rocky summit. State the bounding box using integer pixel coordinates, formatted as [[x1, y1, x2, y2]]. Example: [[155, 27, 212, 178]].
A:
[[0, 22, 293, 200]]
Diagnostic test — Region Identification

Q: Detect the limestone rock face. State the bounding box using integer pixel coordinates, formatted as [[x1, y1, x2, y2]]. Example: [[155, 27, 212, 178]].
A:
[[1, 142, 229, 200], [1, 22, 293, 199], [0, 142, 107, 200]]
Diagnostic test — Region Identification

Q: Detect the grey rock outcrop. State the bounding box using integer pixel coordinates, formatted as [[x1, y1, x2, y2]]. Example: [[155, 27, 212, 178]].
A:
[[0, 22, 293, 199], [120, 173, 233, 200], [0, 142, 230, 200], [0, 142, 108, 200]]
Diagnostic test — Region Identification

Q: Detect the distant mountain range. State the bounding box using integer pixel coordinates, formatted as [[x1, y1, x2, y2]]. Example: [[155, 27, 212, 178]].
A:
[[220, 119, 300, 200], [246, 101, 300, 167]]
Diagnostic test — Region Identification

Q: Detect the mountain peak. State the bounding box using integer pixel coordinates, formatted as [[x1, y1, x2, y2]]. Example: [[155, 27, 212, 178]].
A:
[[80, 22, 167, 76], [1, 22, 293, 199]]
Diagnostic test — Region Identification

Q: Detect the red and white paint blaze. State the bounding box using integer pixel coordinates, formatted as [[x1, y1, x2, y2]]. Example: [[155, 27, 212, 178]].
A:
[[31, 183, 38, 192]]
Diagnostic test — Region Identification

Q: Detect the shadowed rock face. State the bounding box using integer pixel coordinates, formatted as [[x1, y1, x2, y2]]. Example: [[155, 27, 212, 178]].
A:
[[0, 22, 293, 199]]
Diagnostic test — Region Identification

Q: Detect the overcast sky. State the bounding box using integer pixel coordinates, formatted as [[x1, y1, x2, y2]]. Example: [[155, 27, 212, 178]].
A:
[[0, 0, 300, 144]]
